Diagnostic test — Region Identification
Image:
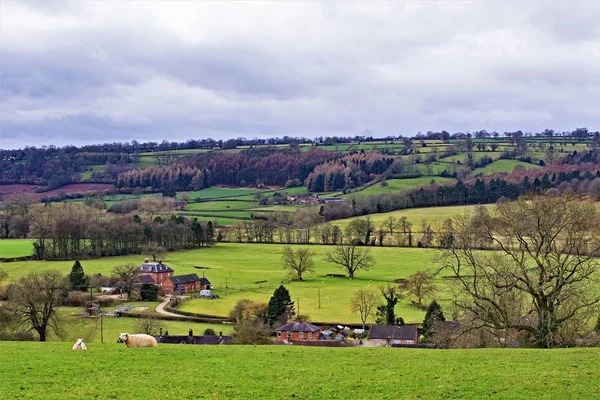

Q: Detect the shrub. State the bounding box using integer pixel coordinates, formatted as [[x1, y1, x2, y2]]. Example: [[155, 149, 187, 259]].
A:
[[203, 328, 216, 336]]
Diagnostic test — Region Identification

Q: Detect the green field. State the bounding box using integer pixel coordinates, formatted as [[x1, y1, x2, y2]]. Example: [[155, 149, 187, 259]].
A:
[[334, 204, 486, 231], [0, 243, 442, 324], [177, 187, 265, 200], [1, 343, 598, 399], [186, 201, 257, 211], [474, 159, 541, 175], [80, 164, 106, 180], [440, 151, 504, 163], [343, 177, 456, 199], [51, 307, 233, 343], [0, 238, 35, 258]]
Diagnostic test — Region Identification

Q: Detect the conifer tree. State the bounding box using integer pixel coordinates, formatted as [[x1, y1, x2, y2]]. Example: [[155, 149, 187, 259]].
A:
[[69, 260, 87, 291], [267, 285, 295, 327]]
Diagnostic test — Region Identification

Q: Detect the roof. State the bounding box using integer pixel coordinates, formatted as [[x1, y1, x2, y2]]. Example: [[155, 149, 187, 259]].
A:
[[276, 321, 321, 333], [137, 262, 174, 273], [136, 275, 155, 283], [369, 325, 418, 340], [199, 277, 211, 285], [169, 273, 201, 285]]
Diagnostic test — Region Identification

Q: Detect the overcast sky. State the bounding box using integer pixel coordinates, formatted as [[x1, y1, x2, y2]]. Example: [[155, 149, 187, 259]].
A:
[[1, 1, 599, 149]]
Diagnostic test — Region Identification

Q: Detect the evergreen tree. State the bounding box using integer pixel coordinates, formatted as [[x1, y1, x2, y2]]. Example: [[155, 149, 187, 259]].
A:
[[267, 285, 295, 327], [69, 260, 87, 291], [423, 300, 446, 338], [140, 283, 159, 301]]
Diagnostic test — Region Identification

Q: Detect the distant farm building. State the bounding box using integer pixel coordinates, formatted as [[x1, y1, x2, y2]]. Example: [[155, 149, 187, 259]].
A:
[[163, 273, 211, 295], [369, 325, 419, 345], [136, 260, 174, 294], [276, 321, 322, 341]]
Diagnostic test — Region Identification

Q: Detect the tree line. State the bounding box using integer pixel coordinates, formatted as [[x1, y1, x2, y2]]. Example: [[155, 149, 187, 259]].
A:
[[26, 199, 215, 260]]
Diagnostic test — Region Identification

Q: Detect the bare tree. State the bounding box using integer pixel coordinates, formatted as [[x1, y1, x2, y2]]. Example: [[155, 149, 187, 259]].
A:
[[441, 195, 600, 348], [282, 247, 315, 281], [138, 196, 175, 223], [384, 216, 395, 236], [134, 316, 165, 336], [142, 244, 166, 262], [398, 271, 436, 309], [350, 288, 379, 329], [325, 243, 374, 279], [112, 263, 139, 298], [8, 270, 67, 342]]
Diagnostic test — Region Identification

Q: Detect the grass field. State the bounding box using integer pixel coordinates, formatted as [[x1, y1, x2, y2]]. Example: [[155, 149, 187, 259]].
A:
[[1, 343, 598, 399], [474, 159, 541, 175], [50, 307, 233, 343], [186, 200, 257, 211], [0, 238, 35, 258], [0, 243, 442, 324], [177, 187, 265, 200], [343, 177, 456, 199], [334, 204, 486, 231]]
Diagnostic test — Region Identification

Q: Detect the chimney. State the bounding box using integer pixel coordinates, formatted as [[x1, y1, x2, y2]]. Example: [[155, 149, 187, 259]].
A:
[[189, 329, 193, 337], [144, 258, 149, 263]]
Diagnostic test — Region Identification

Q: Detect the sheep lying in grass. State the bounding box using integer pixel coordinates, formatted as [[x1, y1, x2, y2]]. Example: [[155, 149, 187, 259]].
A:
[[118, 333, 158, 348], [72, 338, 87, 351]]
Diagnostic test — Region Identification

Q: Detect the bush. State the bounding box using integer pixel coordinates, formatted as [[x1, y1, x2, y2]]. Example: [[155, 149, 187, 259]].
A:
[[140, 284, 159, 301], [203, 328, 216, 336]]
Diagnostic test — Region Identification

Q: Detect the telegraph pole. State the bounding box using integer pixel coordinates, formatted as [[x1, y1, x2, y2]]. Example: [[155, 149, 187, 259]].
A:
[[100, 313, 104, 343], [318, 288, 321, 309]]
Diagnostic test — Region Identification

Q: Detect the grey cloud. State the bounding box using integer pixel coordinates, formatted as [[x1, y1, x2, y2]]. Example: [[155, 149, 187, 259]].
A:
[[1, 1, 599, 149]]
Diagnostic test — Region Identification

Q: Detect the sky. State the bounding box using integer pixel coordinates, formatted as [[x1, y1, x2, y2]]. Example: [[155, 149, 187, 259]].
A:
[[1, 1, 599, 149]]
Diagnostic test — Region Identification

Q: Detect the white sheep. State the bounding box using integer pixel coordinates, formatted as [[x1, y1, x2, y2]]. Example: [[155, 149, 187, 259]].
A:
[[72, 338, 87, 351], [119, 333, 158, 348]]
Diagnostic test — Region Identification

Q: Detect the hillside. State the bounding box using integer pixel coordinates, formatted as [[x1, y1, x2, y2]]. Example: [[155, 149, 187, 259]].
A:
[[1, 342, 598, 399]]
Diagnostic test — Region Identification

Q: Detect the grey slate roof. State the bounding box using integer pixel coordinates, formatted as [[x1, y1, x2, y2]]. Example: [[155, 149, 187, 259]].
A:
[[137, 262, 174, 273], [136, 275, 155, 283], [169, 273, 201, 285], [199, 277, 211, 285], [276, 321, 321, 333], [369, 325, 418, 340]]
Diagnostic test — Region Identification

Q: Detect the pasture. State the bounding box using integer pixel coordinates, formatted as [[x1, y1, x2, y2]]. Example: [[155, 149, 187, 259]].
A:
[[0, 238, 35, 258], [1, 342, 599, 399], [342, 177, 456, 199], [50, 307, 233, 343], [474, 159, 541, 175], [0, 243, 442, 324], [333, 204, 486, 231]]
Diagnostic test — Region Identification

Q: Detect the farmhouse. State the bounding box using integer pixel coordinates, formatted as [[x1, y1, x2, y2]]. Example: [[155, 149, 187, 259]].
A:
[[163, 273, 211, 294], [136, 260, 174, 294], [276, 321, 321, 341], [369, 325, 419, 345]]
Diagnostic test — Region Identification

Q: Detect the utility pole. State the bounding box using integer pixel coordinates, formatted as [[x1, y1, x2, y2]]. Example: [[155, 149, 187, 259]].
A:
[[297, 298, 300, 315], [100, 313, 104, 343], [318, 288, 321, 309]]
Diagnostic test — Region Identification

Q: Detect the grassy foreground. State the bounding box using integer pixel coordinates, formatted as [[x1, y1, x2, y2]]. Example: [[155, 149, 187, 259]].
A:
[[1, 342, 599, 399]]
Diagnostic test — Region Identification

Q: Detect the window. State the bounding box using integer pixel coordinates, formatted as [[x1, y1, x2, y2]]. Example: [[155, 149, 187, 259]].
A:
[[299, 332, 304, 339], [308, 333, 313, 339], [277, 331, 281, 337], [406, 340, 414, 344]]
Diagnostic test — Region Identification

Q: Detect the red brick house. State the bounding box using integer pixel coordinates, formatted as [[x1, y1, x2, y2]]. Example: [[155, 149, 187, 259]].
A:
[[163, 274, 211, 295], [276, 321, 321, 341], [369, 325, 419, 345], [136, 260, 174, 294]]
